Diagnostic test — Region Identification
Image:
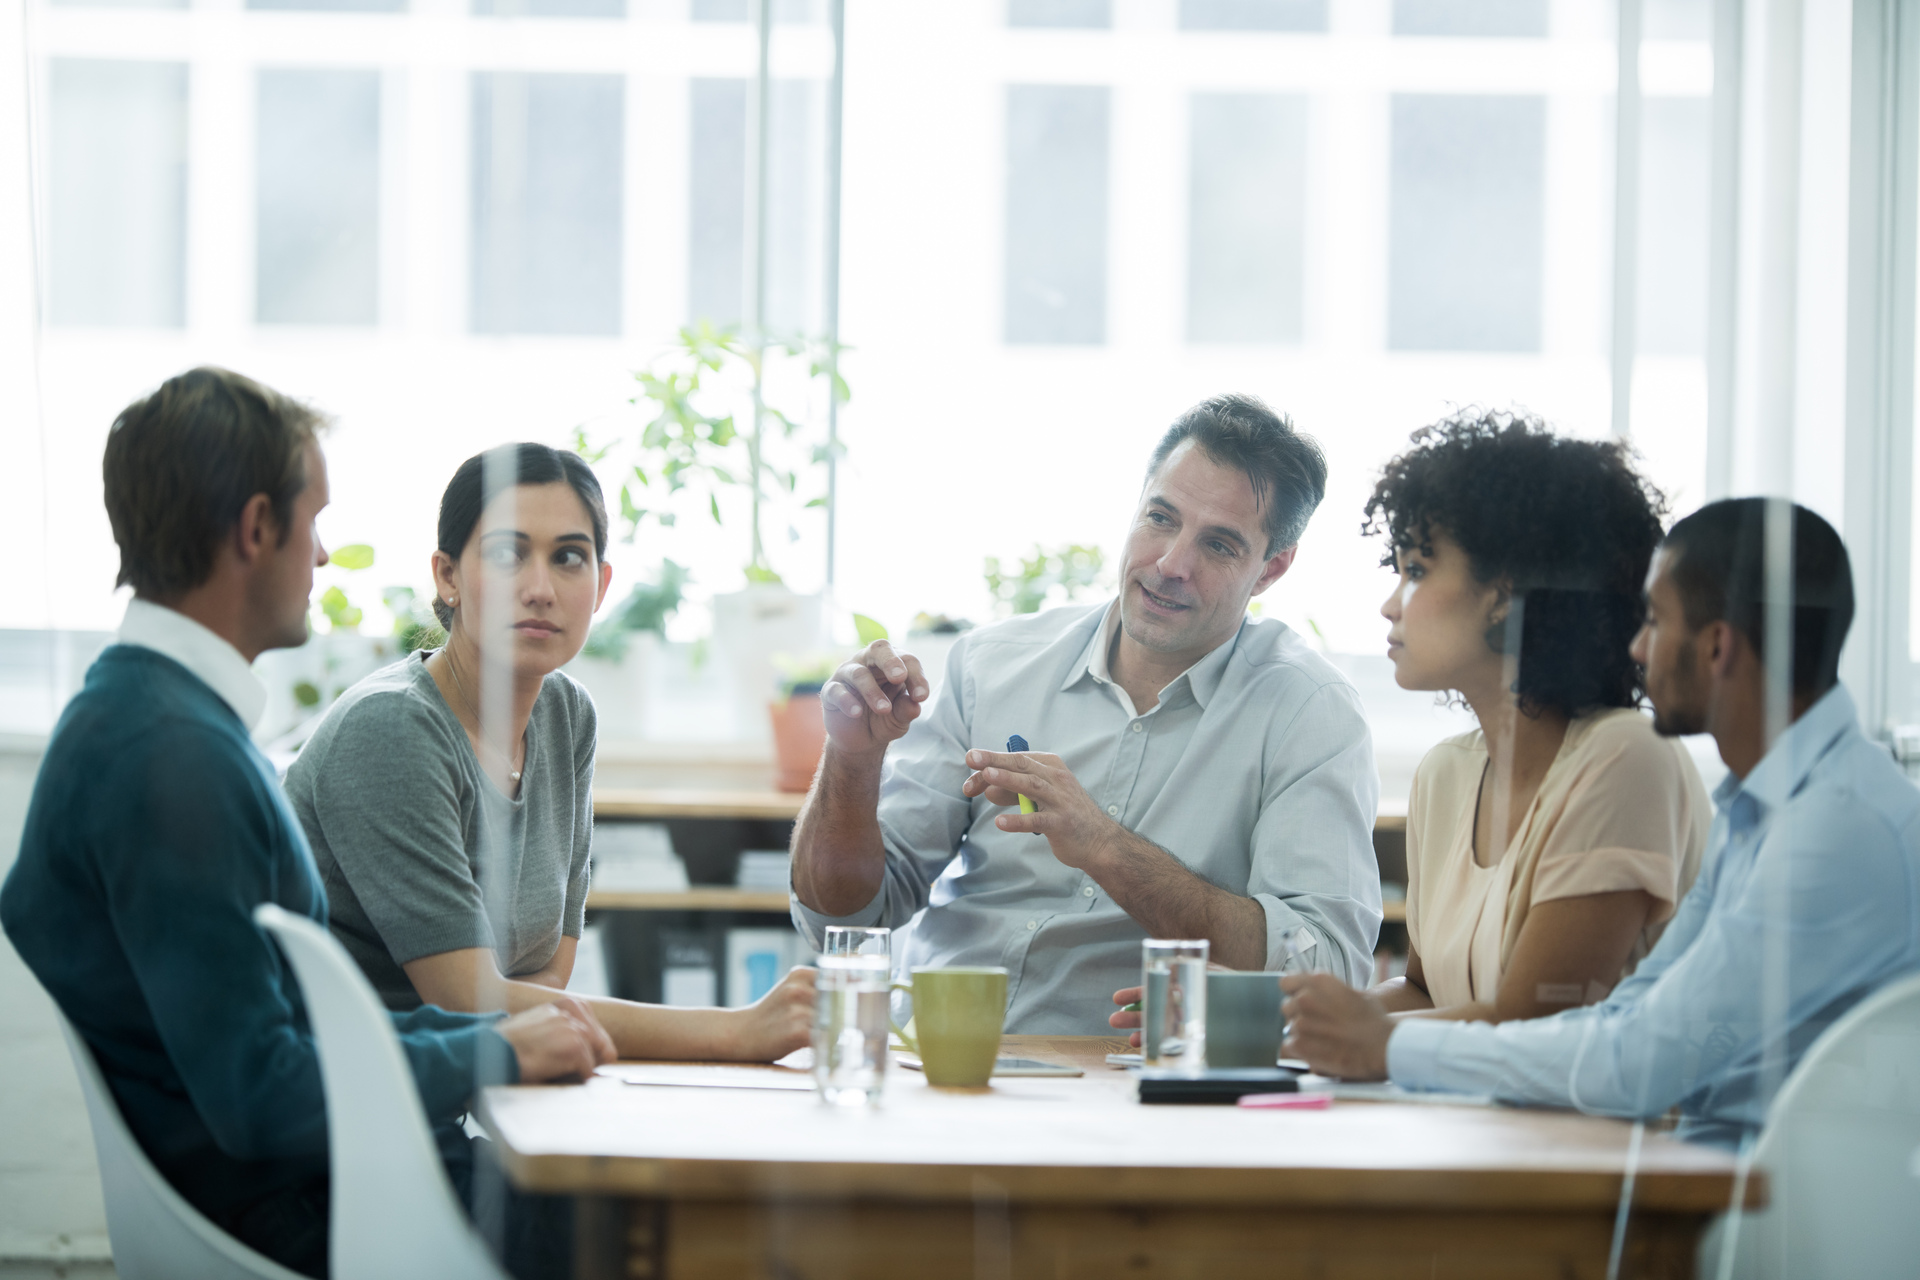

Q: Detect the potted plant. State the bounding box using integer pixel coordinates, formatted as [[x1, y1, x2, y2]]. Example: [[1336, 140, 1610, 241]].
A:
[[564, 560, 689, 741], [576, 322, 849, 742], [257, 544, 433, 751]]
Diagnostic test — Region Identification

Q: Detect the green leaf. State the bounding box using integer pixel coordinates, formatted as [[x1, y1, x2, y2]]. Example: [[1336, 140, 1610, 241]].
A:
[[853, 613, 889, 645], [804, 496, 829, 508], [330, 543, 375, 571], [710, 493, 723, 524], [319, 585, 363, 630], [293, 680, 322, 709]]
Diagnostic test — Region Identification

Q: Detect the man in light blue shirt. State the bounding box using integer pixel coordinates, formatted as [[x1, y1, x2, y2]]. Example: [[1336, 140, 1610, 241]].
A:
[[1283, 498, 1920, 1148], [790, 396, 1381, 1032]]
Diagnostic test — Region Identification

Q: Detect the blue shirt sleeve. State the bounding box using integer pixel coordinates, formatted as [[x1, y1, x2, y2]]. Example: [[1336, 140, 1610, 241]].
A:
[[1389, 787, 1914, 1126]]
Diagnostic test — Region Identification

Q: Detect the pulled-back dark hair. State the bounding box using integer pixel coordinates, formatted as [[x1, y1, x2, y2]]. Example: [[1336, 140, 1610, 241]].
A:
[[1662, 498, 1853, 695], [1147, 394, 1328, 555], [1363, 409, 1668, 719], [434, 443, 610, 628]]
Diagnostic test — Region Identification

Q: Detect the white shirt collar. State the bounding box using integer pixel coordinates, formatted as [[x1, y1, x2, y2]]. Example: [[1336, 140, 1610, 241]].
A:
[[117, 597, 269, 732]]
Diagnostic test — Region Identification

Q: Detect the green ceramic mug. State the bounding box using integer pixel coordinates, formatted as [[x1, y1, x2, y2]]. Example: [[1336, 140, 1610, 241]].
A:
[[889, 966, 1008, 1086]]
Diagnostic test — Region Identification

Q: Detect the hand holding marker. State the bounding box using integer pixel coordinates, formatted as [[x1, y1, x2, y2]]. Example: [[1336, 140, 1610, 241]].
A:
[[1006, 735, 1037, 814]]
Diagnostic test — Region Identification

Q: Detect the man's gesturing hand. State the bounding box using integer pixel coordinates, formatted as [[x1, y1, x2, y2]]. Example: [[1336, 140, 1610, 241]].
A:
[[1280, 974, 1392, 1081], [962, 748, 1120, 871], [822, 640, 930, 759], [1110, 985, 1144, 1048], [498, 996, 618, 1083]]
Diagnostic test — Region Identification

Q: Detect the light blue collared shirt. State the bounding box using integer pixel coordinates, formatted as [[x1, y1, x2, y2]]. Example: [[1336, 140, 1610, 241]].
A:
[[1387, 684, 1920, 1147], [792, 601, 1382, 1033]]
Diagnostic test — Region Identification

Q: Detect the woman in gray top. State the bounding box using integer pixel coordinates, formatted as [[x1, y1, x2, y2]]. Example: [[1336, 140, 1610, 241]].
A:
[[285, 443, 814, 1061]]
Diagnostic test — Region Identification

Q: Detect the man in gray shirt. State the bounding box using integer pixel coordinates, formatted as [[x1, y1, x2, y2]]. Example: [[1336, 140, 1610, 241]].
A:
[[790, 396, 1381, 1032]]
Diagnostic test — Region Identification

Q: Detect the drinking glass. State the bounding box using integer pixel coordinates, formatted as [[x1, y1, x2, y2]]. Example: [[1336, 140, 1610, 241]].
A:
[[821, 926, 891, 962], [1141, 939, 1209, 1073], [812, 954, 891, 1106]]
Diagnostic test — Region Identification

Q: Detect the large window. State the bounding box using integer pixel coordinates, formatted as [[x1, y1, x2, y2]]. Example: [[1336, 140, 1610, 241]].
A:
[[8, 0, 1718, 775]]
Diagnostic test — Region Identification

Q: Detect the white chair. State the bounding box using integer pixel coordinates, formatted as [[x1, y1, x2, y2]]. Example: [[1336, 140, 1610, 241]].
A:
[[253, 904, 510, 1280], [1700, 971, 1920, 1279], [56, 1013, 308, 1280]]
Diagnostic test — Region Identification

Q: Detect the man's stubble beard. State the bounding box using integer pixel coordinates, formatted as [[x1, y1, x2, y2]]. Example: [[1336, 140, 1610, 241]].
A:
[[1649, 638, 1709, 738]]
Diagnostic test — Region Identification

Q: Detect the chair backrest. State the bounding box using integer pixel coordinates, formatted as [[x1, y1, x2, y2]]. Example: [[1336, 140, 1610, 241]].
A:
[[1708, 970, 1920, 1280], [56, 1013, 308, 1280], [253, 905, 508, 1280]]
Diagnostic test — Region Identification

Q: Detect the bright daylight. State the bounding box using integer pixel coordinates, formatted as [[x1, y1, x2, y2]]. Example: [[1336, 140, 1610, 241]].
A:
[[2, 1, 1919, 1278]]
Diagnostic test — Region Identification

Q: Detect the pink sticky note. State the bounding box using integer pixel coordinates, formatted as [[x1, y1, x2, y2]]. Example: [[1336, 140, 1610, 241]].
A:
[[1237, 1091, 1332, 1110]]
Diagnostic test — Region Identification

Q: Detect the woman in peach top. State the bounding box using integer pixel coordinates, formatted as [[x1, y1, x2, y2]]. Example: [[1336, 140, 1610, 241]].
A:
[[1368, 411, 1710, 1022]]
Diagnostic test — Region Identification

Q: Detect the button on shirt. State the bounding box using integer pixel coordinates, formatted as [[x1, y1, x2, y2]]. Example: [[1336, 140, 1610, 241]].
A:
[[1387, 684, 1920, 1148], [791, 601, 1382, 1033]]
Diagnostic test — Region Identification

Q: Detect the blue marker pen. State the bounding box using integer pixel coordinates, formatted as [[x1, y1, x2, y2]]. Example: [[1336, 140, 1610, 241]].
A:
[[1006, 735, 1036, 814]]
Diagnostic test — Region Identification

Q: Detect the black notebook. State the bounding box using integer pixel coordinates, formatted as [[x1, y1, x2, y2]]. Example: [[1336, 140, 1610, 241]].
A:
[[1136, 1067, 1301, 1104]]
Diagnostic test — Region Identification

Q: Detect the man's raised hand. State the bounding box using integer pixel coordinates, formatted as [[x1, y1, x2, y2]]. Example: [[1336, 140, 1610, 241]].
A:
[[822, 640, 930, 758]]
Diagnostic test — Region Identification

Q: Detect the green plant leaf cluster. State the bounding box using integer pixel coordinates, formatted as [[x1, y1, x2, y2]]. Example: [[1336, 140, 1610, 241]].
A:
[[576, 321, 851, 584], [382, 585, 446, 654], [582, 560, 691, 661], [984, 544, 1107, 616]]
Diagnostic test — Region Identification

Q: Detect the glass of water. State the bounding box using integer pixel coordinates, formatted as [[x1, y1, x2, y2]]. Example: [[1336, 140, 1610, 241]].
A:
[[1142, 939, 1209, 1074], [812, 953, 891, 1106], [821, 926, 891, 962]]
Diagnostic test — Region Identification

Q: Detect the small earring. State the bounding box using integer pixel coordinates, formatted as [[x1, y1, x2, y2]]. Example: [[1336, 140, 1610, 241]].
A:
[[446, 596, 457, 608]]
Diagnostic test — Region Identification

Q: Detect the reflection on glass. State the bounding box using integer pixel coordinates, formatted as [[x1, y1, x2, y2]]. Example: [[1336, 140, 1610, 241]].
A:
[[690, 0, 819, 23], [1637, 98, 1710, 358], [49, 59, 188, 329], [1388, 94, 1545, 353], [1004, 84, 1109, 346], [1179, 0, 1325, 32], [471, 0, 623, 14], [686, 78, 824, 331], [1393, 0, 1547, 38], [256, 68, 380, 327], [1188, 92, 1307, 344], [470, 71, 624, 336], [247, 0, 406, 12]]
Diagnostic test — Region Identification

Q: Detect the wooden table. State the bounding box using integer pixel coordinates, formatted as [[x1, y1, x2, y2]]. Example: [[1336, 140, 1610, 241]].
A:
[[480, 1036, 1755, 1279]]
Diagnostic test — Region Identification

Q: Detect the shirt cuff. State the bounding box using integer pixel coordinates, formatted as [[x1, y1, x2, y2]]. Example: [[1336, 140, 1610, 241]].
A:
[[1387, 1017, 1502, 1096], [788, 883, 887, 951]]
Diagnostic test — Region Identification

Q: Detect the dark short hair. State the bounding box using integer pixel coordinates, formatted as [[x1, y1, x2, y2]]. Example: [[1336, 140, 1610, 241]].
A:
[[1662, 498, 1853, 695], [1146, 394, 1327, 555], [434, 444, 610, 628], [1363, 409, 1669, 719], [102, 367, 326, 601]]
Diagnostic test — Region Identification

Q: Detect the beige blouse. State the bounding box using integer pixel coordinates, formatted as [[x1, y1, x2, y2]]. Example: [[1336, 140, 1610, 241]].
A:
[[1404, 708, 1711, 1010]]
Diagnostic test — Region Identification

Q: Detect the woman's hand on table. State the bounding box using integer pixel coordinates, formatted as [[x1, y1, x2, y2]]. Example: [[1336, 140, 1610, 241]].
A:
[[1280, 974, 1393, 1081], [1109, 985, 1144, 1049], [723, 965, 818, 1061], [499, 996, 617, 1082]]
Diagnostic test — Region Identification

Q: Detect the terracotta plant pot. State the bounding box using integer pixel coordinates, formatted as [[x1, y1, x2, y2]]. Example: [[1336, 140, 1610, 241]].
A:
[[769, 691, 827, 793]]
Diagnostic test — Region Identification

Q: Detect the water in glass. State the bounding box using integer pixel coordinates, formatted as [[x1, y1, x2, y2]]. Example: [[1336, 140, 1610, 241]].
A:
[[1142, 938, 1209, 1073], [812, 954, 891, 1106]]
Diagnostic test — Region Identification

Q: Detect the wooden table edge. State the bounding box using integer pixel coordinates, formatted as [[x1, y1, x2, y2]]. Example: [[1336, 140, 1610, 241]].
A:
[[476, 1140, 1761, 1215]]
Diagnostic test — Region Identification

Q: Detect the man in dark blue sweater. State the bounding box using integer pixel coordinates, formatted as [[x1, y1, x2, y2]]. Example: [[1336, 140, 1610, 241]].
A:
[[1, 368, 614, 1278]]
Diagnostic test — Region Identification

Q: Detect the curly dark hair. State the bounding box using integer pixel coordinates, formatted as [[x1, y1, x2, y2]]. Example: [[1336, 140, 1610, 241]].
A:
[[1362, 409, 1669, 719]]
